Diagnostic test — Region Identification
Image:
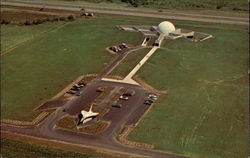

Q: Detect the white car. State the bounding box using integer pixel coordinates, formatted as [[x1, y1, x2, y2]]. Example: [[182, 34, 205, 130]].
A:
[[119, 95, 129, 100], [148, 94, 157, 100]]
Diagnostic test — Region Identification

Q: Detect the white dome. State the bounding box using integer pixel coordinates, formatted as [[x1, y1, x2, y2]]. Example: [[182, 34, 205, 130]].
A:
[[158, 21, 175, 34]]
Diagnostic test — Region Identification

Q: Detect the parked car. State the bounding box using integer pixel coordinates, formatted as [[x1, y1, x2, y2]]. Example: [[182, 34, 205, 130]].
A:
[[96, 87, 105, 92], [144, 100, 152, 105], [148, 95, 157, 100], [146, 99, 154, 103], [119, 95, 129, 100], [78, 82, 86, 86], [71, 87, 80, 91], [112, 104, 122, 108], [66, 90, 76, 94], [123, 90, 135, 96], [148, 94, 157, 100], [119, 43, 127, 49], [73, 84, 81, 88], [76, 91, 83, 96]]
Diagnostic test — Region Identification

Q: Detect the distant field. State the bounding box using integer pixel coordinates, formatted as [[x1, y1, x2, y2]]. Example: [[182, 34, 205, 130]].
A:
[[110, 48, 150, 77], [1, 9, 56, 22], [72, 0, 248, 12], [1, 15, 144, 121], [129, 23, 248, 158], [1, 138, 100, 158]]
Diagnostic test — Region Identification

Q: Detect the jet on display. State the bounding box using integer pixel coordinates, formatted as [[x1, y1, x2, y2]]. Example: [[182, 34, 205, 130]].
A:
[[77, 105, 99, 125]]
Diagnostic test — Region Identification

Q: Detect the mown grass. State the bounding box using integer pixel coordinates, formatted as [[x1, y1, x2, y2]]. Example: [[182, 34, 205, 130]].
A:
[[0, 22, 64, 52], [1, 15, 143, 121], [110, 48, 151, 78], [1, 138, 100, 158], [129, 23, 248, 158]]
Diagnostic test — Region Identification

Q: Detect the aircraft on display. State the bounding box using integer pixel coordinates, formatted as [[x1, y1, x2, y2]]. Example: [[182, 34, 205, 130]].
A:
[[77, 105, 99, 125]]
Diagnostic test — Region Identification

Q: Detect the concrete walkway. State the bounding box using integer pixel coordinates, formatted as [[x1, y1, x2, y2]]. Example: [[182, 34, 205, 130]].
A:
[[101, 46, 159, 85], [123, 46, 158, 81], [102, 78, 139, 85]]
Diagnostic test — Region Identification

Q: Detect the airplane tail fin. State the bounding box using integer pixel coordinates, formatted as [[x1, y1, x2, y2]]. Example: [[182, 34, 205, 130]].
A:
[[89, 105, 93, 112]]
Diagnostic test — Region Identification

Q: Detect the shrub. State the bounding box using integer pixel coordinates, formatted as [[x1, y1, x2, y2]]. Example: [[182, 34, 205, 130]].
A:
[[1, 19, 10, 24], [51, 17, 59, 22], [24, 20, 31, 25], [67, 15, 75, 21], [33, 19, 43, 25], [45, 17, 50, 21], [59, 16, 66, 21]]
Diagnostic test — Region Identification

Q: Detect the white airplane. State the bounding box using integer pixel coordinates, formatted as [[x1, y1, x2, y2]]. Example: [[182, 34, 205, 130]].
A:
[[77, 105, 99, 125]]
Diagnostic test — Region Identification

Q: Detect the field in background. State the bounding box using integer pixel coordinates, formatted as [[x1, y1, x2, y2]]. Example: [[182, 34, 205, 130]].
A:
[[1, 15, 144, 121], [71, 0, 248, 12], [1, 138, 100, 158], [129, 23, 248, 158], [110, 48, 150, 77]]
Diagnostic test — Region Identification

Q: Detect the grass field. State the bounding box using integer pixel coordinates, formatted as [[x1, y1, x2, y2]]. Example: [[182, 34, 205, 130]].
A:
[[1, 15, 144, 121], [110, 48, 150, 77], [1, 138, 100, 158], [128, 23, 248, 158], [1, 23, 64, 52], [1, 11, 248, 158], [71, 0, 248, 12]]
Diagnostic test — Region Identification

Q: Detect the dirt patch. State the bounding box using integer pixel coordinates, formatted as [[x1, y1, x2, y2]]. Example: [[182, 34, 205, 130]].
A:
[[78, 121, 110, 134], [56, 116, 109, 134], [1, 7, 58, 22], [106, 47, 117, 55], [57, 116, 78, 131]]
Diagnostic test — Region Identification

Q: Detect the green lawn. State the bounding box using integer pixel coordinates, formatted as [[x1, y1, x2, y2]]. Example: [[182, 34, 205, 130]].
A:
[[1, 138, 100, 158], [1, 16, 143, 121], [1, 22, 64, 52], [110, 48, 150, 77], [129, 23, 248, 158]]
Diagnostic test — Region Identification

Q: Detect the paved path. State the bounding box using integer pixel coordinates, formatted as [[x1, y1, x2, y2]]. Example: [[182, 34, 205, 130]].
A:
[[101, 46, 159, 85], [124, 46, 158, 81]]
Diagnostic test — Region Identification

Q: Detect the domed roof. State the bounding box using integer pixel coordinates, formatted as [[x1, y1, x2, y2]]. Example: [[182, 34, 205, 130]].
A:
[[158, 21, 175, 34]]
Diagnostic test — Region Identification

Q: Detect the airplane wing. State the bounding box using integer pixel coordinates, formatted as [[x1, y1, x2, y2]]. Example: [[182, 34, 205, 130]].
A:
[[89, 112, 99, 116], [81, 110, 89, 118]]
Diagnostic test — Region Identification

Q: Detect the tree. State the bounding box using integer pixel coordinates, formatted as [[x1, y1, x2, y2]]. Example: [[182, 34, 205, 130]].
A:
[[67, 15, 75, 21], [216, 0, 225, 9]]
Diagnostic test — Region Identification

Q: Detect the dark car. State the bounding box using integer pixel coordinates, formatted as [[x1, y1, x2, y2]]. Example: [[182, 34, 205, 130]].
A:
[[144, 100, 152, 105], [96, 87, 105, 92], [71, 87, 80, 91], [76, 91, 83, 96], [73, 85, 81, 89], [123, 90, 135, 96], [147, 99, 154, 103], [112, 104, 122, 108], [78, 81, 86, 86]]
